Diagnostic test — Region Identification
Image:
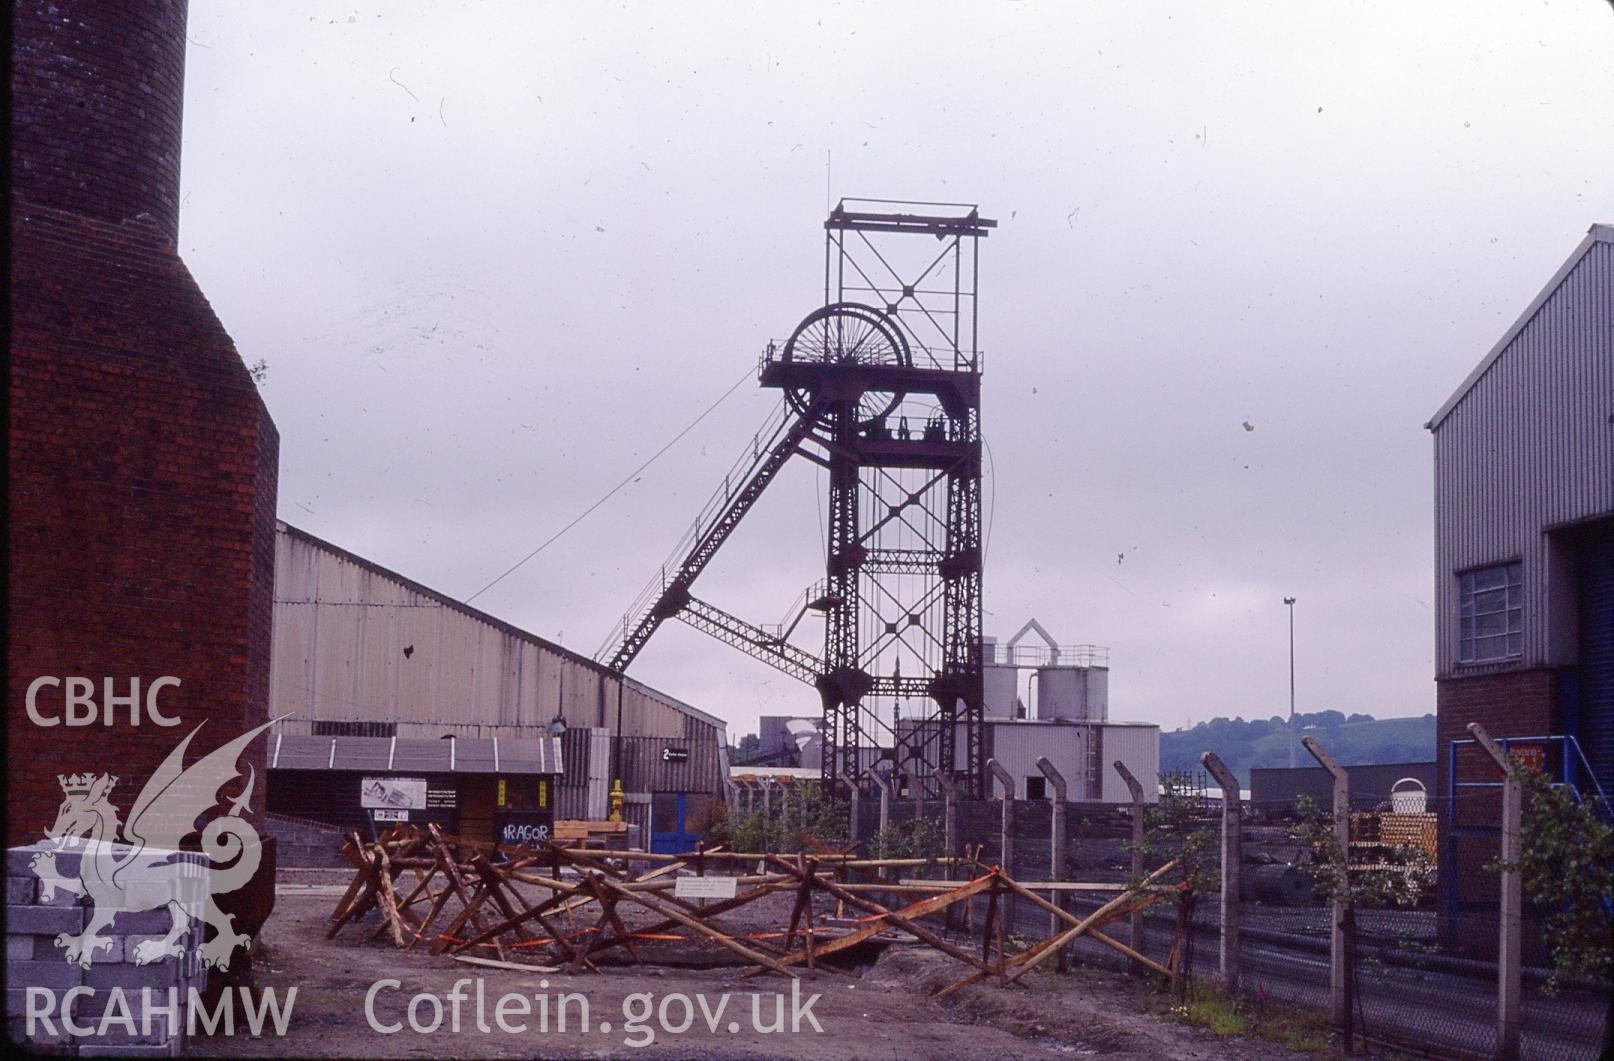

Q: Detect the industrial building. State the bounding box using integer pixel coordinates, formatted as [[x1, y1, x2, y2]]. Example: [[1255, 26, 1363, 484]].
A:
[[1427, 223, 1613, 944], [267, 522, 729, 851], [745, 622, 1159, 804], [1427, 223, 1613, 799], [971, 621, 1158, 803]]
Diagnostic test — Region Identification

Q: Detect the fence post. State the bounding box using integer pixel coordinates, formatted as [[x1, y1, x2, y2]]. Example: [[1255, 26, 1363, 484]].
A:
[[903, 767, 926, 824], [761, 779, 775, 854], [867, 767, 893, 860], [987, 758, 1017, 932], [1036, 757, 1069, 971], [848, 779, 861, 850], [934, 767, 961, 927], [1303, 735, 1355, 1051], [935, 767, 959, 872], [1201, 751, 1242, 994], [1113, 759, 1148, 952], [1468, 723, 1522, 1060]]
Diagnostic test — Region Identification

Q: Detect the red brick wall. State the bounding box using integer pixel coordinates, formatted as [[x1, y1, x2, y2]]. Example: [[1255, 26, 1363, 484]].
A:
[[7, 208, 280, 834], [10, 0, 190, 245], [1434, 667, 1557, 951], [1435, 666, 1557, 810], [7, 0, 279, 841]]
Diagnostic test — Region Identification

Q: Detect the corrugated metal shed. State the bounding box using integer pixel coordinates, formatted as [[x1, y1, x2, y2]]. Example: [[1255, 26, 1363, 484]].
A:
[[270, 522, 725, 740], [1428, 225, 1614, 675], [267, 523, 729, 821]]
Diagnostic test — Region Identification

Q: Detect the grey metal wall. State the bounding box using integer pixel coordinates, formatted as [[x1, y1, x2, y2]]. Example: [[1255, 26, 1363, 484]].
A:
[[269, 523, 727, 802], [983, 720, 1158, 803], [1098, 723, 1160, 803], [1250, 761, 1436, 806], [1430, 229, 1614, 676]]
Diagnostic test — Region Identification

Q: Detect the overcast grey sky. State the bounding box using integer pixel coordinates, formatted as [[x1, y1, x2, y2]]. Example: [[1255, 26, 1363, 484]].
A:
[[178, 1, 1614, 739]]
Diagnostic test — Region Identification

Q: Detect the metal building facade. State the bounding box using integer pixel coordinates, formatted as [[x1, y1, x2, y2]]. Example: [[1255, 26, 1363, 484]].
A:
[[977, 720, 1158, 803], [1428, 225, 1614, 678], [268, 522, 729, 836], [1427, 221, 1614, 873]]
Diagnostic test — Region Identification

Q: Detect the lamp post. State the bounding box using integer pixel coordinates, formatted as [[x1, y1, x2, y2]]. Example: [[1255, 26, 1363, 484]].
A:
[[1284, 597, 1297, 769]]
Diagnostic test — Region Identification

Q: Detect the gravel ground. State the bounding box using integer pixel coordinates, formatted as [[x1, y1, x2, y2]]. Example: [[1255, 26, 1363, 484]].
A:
[[198, 872, 1336, 1059]]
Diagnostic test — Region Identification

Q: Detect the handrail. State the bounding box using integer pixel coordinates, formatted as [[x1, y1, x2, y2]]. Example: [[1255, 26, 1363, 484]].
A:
[[597, 397, 816, 670], [1446, 733, 1611, 818], [596, 398, 795, 662]]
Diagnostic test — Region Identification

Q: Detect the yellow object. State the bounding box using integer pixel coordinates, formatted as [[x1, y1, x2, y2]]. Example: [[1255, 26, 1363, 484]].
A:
[[497, 779, 506, 807], [609, 779, 624, 822]]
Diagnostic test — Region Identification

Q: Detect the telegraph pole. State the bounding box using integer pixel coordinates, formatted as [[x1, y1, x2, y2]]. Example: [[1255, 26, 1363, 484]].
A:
[[1284, 596, 1297, 769]]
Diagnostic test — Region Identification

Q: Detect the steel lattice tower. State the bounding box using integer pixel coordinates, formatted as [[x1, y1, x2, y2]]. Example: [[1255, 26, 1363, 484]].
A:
[[602, 200, 994, 798]]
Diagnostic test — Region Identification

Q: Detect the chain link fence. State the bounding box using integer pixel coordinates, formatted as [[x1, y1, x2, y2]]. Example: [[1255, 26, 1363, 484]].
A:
[[824, 777, 1609, 1059], [717, 773, 1608, 1058]]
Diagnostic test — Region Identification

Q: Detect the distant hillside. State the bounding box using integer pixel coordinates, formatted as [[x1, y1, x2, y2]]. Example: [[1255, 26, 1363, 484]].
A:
[[1160, 710, 1435, 785]]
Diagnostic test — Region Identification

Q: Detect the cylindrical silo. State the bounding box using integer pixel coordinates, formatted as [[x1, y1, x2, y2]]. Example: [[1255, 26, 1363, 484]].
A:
[[1035, 667, 1089, 720]]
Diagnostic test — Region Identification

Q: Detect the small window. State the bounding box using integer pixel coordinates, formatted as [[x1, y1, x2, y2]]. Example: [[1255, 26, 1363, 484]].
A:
[[1458, 562, 1523, 663], [1025, 776, 1047, 801]]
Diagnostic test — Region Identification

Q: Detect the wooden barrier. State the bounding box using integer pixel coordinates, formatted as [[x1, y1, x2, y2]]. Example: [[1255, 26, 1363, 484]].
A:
[[325, 825, 1186, 991]]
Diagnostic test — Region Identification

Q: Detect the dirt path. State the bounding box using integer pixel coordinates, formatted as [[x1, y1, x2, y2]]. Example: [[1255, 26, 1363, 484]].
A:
[[202, 884, 1319, 1059]]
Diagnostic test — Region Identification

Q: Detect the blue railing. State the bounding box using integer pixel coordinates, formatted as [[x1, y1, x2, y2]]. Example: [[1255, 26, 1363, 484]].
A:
[[1442, 732, 1611, 941]]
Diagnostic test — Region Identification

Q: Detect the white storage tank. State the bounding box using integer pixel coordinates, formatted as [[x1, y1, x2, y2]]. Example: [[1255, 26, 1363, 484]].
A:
[[1034, 665, 1109, 722], [982, 636, 1020, 718], [1086, 667, 1109, 721], [984, 664, 1019, 718]]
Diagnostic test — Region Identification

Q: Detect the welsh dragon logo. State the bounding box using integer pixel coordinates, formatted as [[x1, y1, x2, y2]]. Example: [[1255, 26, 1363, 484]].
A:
[[31, 718, 279, 969]]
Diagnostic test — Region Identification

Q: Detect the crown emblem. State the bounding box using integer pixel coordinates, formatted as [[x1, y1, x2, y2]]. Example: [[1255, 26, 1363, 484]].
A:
[[58, 773, 114, 796]]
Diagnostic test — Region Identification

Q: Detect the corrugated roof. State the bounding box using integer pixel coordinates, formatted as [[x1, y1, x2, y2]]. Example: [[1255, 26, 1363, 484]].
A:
[[270, 734, 562, 775], [275, 520, 726, 735], [1427, 223, 1614, 430]]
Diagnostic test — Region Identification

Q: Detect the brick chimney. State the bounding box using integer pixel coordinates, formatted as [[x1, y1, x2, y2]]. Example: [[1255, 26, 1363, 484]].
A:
[[9, 1, 280, 833], [12, 0, 190, 243]]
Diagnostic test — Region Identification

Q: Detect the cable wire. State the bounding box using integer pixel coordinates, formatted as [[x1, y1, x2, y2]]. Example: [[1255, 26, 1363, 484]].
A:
[[464, 366, 754, 604]]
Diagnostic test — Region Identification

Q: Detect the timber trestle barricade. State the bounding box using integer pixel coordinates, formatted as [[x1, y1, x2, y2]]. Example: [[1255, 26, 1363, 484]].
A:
[[326, 824, 1189, 994]]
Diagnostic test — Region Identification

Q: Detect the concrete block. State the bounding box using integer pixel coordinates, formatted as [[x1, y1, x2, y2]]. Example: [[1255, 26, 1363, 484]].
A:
[[6, 935, 34, 960], [87, 961, 179, 994], [79, 1043, 181, 1058], [37, 881, 84, 908], [96, 935, 126, 963], [119, 936, 183, 965], [6, 875, 36, 904], [6, 844, 81, 879], [76, 993, 180, 1046], [8, 985, 74, 1026], [5, 959, 84, 991], [109, 909, 181, 935], [5, 904, 84, 934], [8, 1010, 75, 1049]]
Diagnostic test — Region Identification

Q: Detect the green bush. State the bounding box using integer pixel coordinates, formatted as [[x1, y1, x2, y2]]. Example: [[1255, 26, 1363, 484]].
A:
[[708, 786, 850, 854], [1490, 766, 1614, 994]]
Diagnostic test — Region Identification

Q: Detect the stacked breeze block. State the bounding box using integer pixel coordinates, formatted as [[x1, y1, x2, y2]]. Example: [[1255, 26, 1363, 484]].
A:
[[7, 842, 211, 1057]]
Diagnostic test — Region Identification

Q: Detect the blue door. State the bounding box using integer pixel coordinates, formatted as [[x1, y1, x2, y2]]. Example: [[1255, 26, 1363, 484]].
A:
[[651, 792, 697, 853]]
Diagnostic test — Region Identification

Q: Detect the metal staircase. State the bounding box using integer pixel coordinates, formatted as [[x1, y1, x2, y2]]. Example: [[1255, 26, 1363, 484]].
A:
[[598, 396, 827, 673]]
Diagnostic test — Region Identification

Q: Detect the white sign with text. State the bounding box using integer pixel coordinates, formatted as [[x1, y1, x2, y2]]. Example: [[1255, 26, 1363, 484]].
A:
[[673, 875, 738, 900]]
